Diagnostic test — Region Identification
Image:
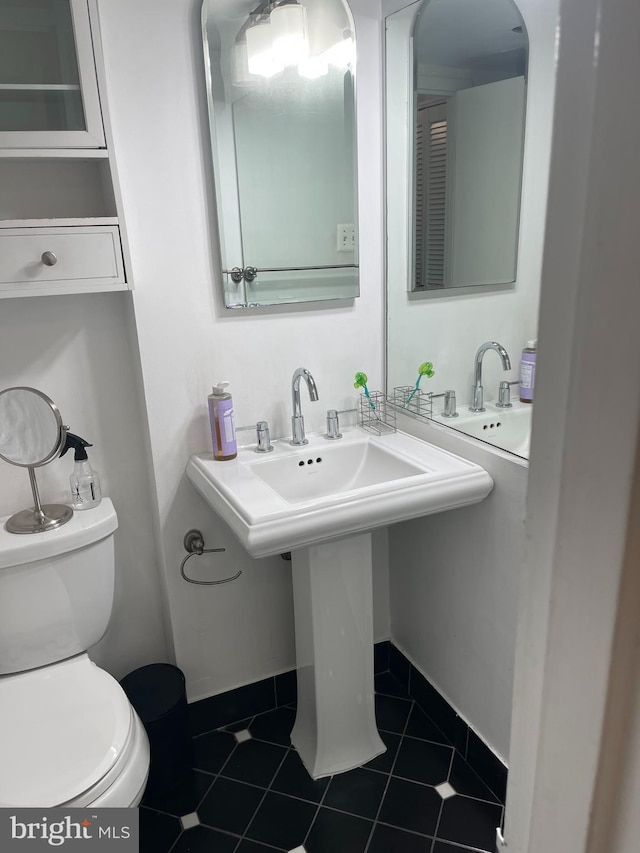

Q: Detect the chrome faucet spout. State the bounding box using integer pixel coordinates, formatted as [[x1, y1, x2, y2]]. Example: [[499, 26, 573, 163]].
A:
[[470, 341, 511, 412], [291, 368, 319, 445]]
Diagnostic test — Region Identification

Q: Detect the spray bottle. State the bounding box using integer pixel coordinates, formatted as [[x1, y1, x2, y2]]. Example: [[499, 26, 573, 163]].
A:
[[60, 432, 102, 510]]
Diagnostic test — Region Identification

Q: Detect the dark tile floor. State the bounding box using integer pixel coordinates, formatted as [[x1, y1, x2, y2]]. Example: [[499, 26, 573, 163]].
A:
[[140, 672, 504, 853]]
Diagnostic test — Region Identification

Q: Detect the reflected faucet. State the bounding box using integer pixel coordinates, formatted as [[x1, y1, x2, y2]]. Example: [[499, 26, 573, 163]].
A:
[[470, 342, 511, 412], [291, 367, 319, 445]]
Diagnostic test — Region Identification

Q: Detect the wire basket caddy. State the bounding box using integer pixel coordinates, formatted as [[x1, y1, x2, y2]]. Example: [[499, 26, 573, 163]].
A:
[[358, 391, 396, 435], [392, 386, 434, 419]]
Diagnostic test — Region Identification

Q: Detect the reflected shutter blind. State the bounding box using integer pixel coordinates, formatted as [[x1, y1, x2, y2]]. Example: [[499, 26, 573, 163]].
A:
[[415, 100, 448, 289], [426, 118, 447, 288]]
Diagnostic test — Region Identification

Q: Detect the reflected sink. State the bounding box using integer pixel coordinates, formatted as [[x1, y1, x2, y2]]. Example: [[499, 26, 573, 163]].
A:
[[187, 427, 493, 558], [434, 402, 532, 459]]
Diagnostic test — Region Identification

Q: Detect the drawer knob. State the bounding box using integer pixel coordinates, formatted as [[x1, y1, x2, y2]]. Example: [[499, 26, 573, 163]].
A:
[[41, 251, 58, 267]]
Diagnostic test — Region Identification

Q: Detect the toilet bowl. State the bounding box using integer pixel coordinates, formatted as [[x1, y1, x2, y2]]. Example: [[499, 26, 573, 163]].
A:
[[0, 499, 150, 807], [0, 655, 149, 808]]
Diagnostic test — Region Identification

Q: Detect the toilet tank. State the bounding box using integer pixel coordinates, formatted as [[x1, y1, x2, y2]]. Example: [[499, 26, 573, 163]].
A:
[[0, 499, 118, 674]]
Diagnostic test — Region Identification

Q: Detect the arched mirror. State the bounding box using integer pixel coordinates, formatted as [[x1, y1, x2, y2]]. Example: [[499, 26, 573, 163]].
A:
[[0, 387, 72, 534], [202, 0, 359, 308]]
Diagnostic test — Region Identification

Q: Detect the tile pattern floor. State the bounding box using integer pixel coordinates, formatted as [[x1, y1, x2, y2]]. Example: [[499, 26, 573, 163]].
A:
[[141, 672, 504, 853]]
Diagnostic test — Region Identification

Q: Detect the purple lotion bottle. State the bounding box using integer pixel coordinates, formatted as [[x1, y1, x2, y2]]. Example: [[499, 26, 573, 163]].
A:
[[209, 381, 237, 460], [519, 340, 537, 403]]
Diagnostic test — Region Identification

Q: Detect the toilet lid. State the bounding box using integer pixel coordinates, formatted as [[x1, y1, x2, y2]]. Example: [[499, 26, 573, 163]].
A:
[[0, 655, 132, 807]]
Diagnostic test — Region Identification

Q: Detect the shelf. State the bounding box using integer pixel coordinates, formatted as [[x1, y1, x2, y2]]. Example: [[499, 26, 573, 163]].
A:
[[0, 84, 81, 92], [0, 217, 118, 229], [0, 148, 108, 159]]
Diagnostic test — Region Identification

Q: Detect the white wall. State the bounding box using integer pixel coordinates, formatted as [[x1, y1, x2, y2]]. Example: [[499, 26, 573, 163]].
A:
[[96, 0, 388, 701], [390, 414, 527, 761], [0, 293, 169, 678]]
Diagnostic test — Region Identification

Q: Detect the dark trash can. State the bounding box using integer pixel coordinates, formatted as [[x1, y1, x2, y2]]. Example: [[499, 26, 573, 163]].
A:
[[121, 663, 193, 795]]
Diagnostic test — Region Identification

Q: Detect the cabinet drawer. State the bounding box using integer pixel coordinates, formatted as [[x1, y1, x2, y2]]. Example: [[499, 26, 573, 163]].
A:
[[0, 226, 125, 296]]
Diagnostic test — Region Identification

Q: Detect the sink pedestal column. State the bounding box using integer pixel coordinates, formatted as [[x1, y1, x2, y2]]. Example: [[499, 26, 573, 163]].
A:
[[290, 532, 385, 779]]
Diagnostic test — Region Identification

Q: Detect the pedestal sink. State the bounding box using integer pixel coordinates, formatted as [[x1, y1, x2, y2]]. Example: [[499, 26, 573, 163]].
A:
[[187, 427, 493, 777]]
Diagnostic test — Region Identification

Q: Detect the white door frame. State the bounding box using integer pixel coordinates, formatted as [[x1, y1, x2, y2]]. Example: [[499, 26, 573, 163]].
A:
[[502, 0, 640, 849]]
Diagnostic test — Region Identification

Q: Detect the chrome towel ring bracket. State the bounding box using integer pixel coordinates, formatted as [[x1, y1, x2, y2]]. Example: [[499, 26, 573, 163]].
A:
[[180, 529, 241, 586]]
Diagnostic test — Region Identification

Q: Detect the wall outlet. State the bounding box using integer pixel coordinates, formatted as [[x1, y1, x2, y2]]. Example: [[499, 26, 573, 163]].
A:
[[337, 223, 356, 252]]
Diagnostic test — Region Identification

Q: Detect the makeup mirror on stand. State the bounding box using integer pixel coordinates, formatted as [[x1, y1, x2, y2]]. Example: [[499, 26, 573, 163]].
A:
[[0, 387, 72, 534]]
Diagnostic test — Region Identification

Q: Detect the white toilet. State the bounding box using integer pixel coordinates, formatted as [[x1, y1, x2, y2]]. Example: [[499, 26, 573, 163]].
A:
[[0, 499, 150, 808]]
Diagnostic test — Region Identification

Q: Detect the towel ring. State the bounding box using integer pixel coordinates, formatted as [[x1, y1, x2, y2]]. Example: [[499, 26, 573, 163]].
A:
[[180, 529, 241, 586]]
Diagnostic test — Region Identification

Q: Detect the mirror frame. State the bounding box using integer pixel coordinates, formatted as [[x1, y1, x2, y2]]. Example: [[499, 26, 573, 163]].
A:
[[0, 387, 66, 468]]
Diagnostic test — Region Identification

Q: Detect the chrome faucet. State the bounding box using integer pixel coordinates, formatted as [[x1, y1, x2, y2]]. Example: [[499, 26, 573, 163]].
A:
[[470, 341, 511, 412], [291, 367, 319, 445]]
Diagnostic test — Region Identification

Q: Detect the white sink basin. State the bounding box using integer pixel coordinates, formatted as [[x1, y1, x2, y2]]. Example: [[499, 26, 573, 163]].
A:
[[187, 427, 493, 557], [247, 437, 424, 503]]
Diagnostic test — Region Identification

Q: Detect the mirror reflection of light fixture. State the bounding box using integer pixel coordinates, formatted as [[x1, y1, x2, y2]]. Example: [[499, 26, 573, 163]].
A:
[[244, 0, 354, 80], [304, 0, 354, 67], [246, 18, 284, 77], [321, 33, 355, 68], [231, 39, 255, 86], [298, 55, 329, 78], [270, 1, 309, 66]]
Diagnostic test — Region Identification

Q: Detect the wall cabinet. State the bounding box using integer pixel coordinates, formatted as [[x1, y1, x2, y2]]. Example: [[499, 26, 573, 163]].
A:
[[0, 0, 104, 148], [0, 0, 129, 298]]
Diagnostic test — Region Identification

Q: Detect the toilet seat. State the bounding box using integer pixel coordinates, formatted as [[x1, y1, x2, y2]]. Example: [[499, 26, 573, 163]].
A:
[[62, 711, 149, 807], [0, 654, 133, 808]]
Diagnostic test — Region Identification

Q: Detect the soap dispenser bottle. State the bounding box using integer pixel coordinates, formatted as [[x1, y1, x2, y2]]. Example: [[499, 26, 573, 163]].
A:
[[520, 340, 537, 403], [60, 432, 102, 510], [209, 382, 237, 460]]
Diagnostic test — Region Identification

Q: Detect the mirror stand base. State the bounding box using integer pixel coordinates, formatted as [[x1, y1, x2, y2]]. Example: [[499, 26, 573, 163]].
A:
[[6, 504, 73, 535]]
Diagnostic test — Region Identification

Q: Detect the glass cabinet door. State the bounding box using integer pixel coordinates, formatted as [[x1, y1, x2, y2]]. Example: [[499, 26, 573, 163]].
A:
[[0, 0, 104, 147]]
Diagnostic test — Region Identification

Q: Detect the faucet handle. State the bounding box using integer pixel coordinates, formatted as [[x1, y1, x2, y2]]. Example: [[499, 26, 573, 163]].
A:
[[256, 421, 274, 452], [496, 380, 520, 408], [236, 421, 274, 452], [442, 389, 458, 418], [431, 390, 458, 418], [323, 407, 357, 440], [324, 409, 343, 440]]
